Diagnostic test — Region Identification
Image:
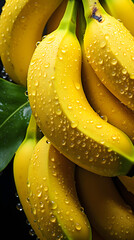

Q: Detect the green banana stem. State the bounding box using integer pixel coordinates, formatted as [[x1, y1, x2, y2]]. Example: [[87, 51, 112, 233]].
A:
[[58, 0, 77, 34], [25, 114, 38, 141], [82, 0, 106, 24], [78, 2, 86, 45]]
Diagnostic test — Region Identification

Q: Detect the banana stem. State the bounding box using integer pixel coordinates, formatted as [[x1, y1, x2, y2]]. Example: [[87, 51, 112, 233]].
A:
[[58, 0, 77, 34], [25, 114, 37, 140], [82, 0, 106, 24], [78, 2, 86, 45]]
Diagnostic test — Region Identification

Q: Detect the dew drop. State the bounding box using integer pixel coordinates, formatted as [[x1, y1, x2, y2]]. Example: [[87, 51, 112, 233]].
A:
[[71, 121, 78, 128], [51, 201, 58, 210], [96, 124, 102, 129], [75, 223, 82, 231], [98, 58, 103, 65], [33, 208, 37, 215], [50, 215, 56, 223], [75, 82, 80, 90], [36, 41, 40, 47], [29, 228, 35, 237], [16, 202, 23, 211], [56, 109, 62, 115], [111, 58, 117, 65], [122, 68, 127, 75], [130, 73, 134, 79], [100, 40, 106, 48]]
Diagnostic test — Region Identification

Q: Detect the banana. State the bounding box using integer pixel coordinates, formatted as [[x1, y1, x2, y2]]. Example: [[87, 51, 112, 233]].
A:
[[104, 0, 134, 36], [82, 57, 134, 144], [28, 0, 134, 176], [13, 115, 42, 239], [28, 136, 92, 240], [0, 0, 63, 86], [83, 0, 134, 111], [76, 166, 134, 240], [119, 175, 134, 195]]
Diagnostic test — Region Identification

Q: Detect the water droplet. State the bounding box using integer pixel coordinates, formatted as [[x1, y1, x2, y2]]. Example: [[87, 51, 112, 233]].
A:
[[130, 73, 134, 79], [45, 63, 50, 68], [100, 40, 106, 48], [122, 68, 127, 75], [75, 82, 80, 90], [35, 80, 39, 87], [56, 108, 62, 115], [16, 202, 23, 211], [96, 124, 102, 129], [98, 58, 103, 65], [50, 215, 56, 223], [51, 201, 57, 210], [25, 90, 28, 96], [29, 228, 35, 237], [111, 58, 117, 65], [71, 121, 78, 128], [75, 223, 82, 231], [37, 191, 42, 198], [32, 90, 36, 96], [33, 208, 37, 215], [120, 89, 124, 95], [68, 104, 73, 110], [36, 41, 40, 47]]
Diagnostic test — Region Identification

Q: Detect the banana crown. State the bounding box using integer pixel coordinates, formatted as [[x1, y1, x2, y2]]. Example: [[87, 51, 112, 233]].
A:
[[28, 0, 134, 177]]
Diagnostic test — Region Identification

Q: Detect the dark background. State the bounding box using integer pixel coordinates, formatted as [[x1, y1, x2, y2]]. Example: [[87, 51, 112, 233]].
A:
[[0, 1, 37, 239]]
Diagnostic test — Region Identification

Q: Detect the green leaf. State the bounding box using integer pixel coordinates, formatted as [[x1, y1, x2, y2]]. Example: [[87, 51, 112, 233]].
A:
[[0, 78, 32, 171]]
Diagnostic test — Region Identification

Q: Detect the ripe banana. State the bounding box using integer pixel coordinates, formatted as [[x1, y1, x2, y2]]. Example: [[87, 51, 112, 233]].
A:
[[28, 136, 91, 240], [104, 0, 134, 36], [82, 57, 134, 144], [83, 0, 134, 111], [76, 166, 134, 240], [0, 0, 63, 86], [119, 175, 134, 195], [28, 0, 134, 176], [13, 115, 42, 239]]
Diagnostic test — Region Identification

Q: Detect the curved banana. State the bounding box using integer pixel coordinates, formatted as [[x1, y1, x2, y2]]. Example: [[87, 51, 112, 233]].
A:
[[83, 0, 134, 111], [82, 57, 134, 144], [28, 136, 92, 240], [104, 0, 134, 36], [76, 166, 134, 240], [119, 175, 134, 195], [0, 0, 63, 86], [13, 115, 43, 239], [28, 0, 134, 176]]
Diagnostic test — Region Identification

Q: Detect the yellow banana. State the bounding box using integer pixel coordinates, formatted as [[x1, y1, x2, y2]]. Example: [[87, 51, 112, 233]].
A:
[[0, 0, 63, 86], [104, 0, 134, 36], [76, 166, 134, 240], [83, 0, 134, 111], [119, 175, 134, 195], [82, 58, 134, 144], [28, 136, 92, 240], [13, 115, 42, 239], [28, 0, 134, 176]]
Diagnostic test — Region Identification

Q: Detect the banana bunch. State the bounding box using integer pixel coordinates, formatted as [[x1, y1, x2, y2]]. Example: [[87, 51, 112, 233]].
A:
[[1, 0, 134, 239]]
